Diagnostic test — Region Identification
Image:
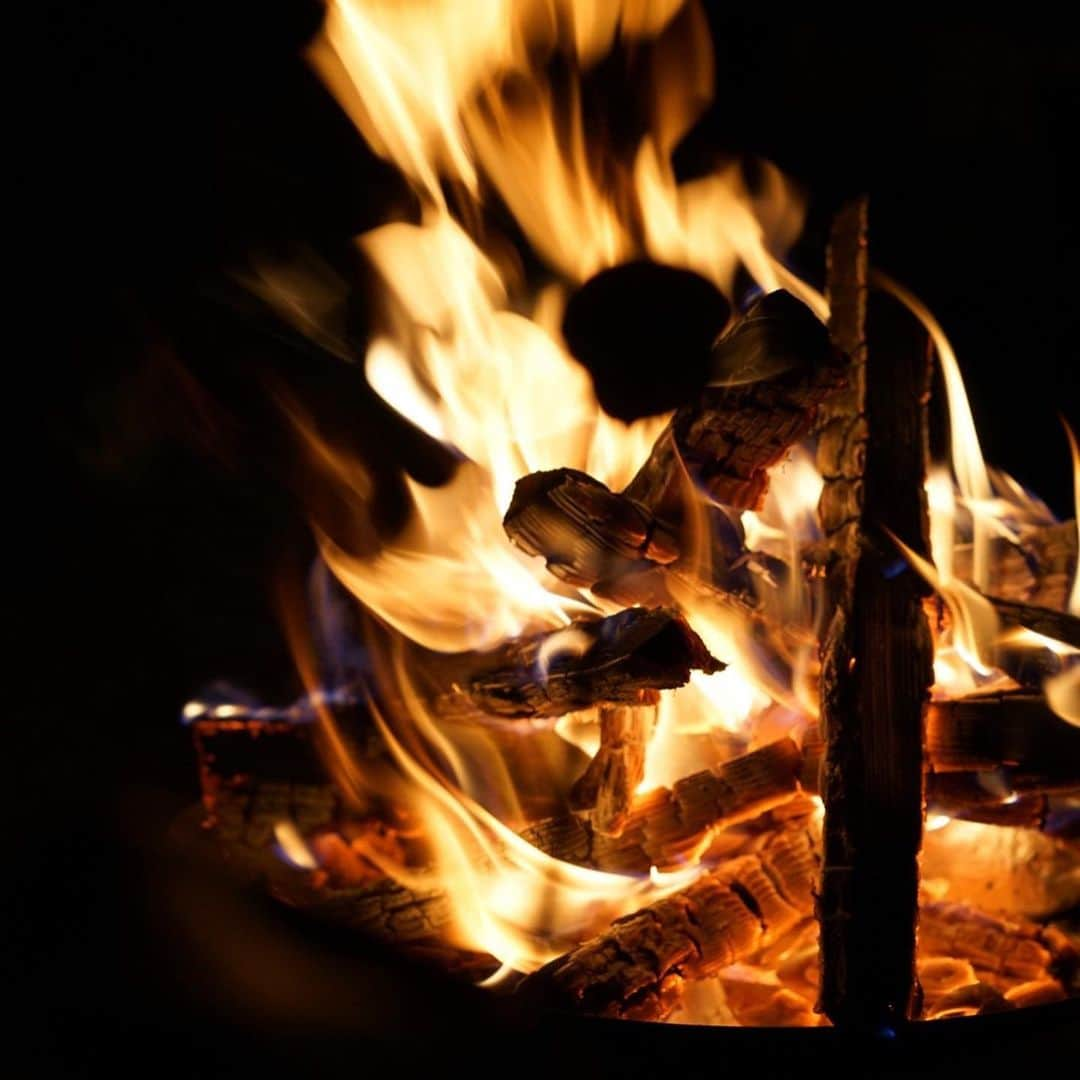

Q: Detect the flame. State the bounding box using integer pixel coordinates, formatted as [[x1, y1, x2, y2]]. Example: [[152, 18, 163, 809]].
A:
[[875, 272, 995, 592], [274, 821, 320, 870], [244, 0, 1079, 990]]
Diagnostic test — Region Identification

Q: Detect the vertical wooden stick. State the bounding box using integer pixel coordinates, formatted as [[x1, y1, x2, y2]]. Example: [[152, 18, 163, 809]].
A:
[[816, 198, 934, 1027]]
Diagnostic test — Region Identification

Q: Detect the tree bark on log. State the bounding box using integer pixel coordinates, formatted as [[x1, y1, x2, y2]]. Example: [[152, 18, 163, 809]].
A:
[[815, 198, 935, 1028], [518, 823, 820, 1021], [424, 607, 721, 721]]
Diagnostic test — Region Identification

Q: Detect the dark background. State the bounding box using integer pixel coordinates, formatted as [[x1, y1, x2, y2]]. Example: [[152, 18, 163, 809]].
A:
[[25, 3, 1080, 1073]]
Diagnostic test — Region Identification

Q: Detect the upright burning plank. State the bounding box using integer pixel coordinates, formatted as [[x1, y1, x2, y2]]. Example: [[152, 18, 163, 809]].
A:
[[815, 198, 935, 1027]]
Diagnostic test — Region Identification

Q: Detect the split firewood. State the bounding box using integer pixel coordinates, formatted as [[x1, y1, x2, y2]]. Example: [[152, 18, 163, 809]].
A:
[[504, 291, 843, 607], [569, 704, 657, 836], [919, 900, 1078, 993], [925, 775, 1058, 830], [814, 198, 934, 1027], [623, 290, 845, 517], [517, 823, 820, 1021], [425, 607, 722, 721], [926, 690, 1080, 790], [715, 976, 822, 1027], [924, 981, 1014, 1018], [502, 466, 775, 614], [525, 736, 805, 872]]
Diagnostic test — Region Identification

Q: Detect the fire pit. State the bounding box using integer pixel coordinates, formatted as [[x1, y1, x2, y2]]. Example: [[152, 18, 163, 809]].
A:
[[173, 0, 1079, 1040]]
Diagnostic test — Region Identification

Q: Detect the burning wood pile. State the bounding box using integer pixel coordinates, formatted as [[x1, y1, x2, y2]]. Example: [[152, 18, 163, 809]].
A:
[[184, 0, 1080, 1030]]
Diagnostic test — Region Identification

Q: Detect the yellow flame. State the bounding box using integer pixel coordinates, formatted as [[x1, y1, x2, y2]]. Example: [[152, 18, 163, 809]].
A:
[[274, 821, 320, 870], [892, 533, 1000, 677], [874, 271, 994, 591], [363, 682, 701, 971]]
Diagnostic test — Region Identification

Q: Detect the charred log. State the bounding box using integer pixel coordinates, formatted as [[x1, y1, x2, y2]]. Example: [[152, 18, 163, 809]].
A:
[[427, 607, 722, 721], [623, 290, 845, 516], [920, 821, 1080, 917], [501, 467, 768, 612], [815, 198, 935, 1028], [527, 737, 805, 872], [569, 704, 657, 836], [919, 900, 1078, 992], [518, 824, 819, 1021], [987, 596, 1080, 649], [925, 691, 1080, 790]]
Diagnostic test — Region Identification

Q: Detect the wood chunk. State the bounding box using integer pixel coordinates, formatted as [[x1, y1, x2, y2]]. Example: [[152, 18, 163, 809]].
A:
[[275, 876, 453, 945], [519, 825, 819, 1020], [502, 469, 679, 591], [502, 467, 768, 615], [428, 607, 721, 721], [917, 957, 978, 1017], [525, 737, 804, 873], [987, 596, 1080, 649], [919, 900, 1078, 988], [570, 704, 657, 836], [926, 691, 1080, 789], [624, 291, 845, 516], [815, 198, 934, 1027]]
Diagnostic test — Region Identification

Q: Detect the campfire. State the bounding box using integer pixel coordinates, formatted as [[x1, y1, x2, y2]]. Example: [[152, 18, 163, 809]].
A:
[[184, 0, 1080, 1030]]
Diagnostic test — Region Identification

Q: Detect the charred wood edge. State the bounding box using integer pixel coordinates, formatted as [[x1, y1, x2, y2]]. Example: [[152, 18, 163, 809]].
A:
[[622, 289, 847, 517], [987, 596, 1080, 650], [526, 737, 805, 872], [516, 822, 821, 1021], [501, 467, 765, 614], [568, 703, 657, 836], [815, 197, 934, 1027], [423, 606, 722, 721]]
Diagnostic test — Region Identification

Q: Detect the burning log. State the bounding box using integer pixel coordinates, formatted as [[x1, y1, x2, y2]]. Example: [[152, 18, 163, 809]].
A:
[[503, 291, 843, 604], [925, 690, 1080, 790], [569, 704, 657, 836], [427, 607, 721, 721], [502, 468, 682, 596], [622, 290, 845, 516], [986, 596, 1080, 649], [919, 900, 1078, 993], [526, 737, 805, 872], [518, 824, 820, 1021], [814, 198, 935, 1027]]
